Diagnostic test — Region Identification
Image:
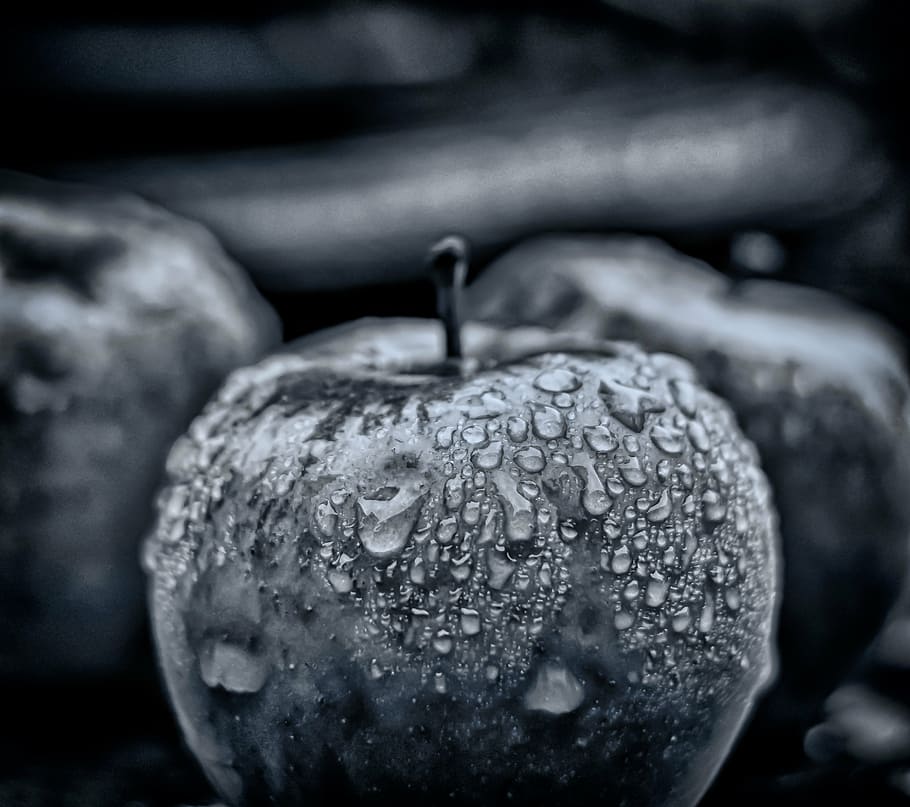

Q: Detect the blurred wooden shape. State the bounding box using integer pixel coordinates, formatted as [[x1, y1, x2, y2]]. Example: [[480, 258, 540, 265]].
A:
[[59, 75, 888, 292]]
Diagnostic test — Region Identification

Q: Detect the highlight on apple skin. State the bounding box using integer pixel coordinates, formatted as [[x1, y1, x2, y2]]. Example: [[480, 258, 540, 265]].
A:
[[145, 319, 780, 806]]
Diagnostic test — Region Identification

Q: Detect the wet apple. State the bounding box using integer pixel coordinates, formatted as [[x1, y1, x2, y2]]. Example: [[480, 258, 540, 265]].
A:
[[146, 248, 779, 804]]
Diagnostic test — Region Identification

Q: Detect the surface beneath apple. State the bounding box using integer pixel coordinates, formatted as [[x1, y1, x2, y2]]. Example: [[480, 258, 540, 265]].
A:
[[146, 320, 779, 806]]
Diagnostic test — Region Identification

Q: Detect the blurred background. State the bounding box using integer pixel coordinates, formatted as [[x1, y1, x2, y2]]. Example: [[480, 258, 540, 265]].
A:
[[2, 1, 910, 805], [3, 0, 909, 338]]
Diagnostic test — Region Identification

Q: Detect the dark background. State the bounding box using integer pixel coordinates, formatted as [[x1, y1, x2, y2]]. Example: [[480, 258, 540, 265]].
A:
[[2, 1, 909, 341]]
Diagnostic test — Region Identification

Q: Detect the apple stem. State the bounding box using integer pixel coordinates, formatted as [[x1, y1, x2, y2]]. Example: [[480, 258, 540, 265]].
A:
[[428, 235, 469, 360]]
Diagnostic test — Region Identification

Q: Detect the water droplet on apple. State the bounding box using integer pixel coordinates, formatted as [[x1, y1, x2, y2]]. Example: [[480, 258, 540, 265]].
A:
[[559, 521, 578, 542], [435, 425, 456, 448], [702, 490, 727, 523], [599, 378, 666, 432], [650, 423, 685, 455], [614, 610, 634, 630], [646, 489, 672, 523], [539, 563, 553, 588], [569, 451, 611, 516], [487, 547, 515, 590], [314, 500, 337, 538], [507, 416, 529, 443], [444, 477, 464, 510], [460, 608, 481, 636], [327, 568, 354, 594], [531, 404, 566, 440], [434, 672, 447, 694], [645, 575, 668, 607], [357, 485, 426, 558], [273, 474, 293, 496], [433, 629, 454, 655], [200, 642, 269, 694], [495, 472, 536, 542], [611, 545, 632, 574], [699, 592, 716, 633], [437, 516, 458, 544], [619, 457, 648, 487], [462, 424, 488, 446], [409, 558, 426, 585], [479, 510, 498, 546], [538, 507, 552, 528], [669, 378, 697, 418], [473, 441, 503, 470], [678, 464, 694, 490], [688, 421, 711, 453], [463, 500, 481, 526], [451, 553, 472, 581], [458, 390, 510, 419], [583, 425, 618, 453], [523, 662, 584, 714], [533, 368, 582, 393], [514, 446, 546, 473], [672, 607, 691, 632], [583, 489, 611, 516]]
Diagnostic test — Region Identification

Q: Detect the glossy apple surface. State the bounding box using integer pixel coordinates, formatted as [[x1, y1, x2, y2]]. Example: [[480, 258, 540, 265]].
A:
[[0, 171, 280, 678], [465, 235, 910, 755], [146, 320, 779, 806]]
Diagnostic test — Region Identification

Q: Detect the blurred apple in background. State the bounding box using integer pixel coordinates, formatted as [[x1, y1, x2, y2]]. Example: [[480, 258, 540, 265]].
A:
[[146, 318, 779, 806], [0, 171, 280, 680], [464, 235, 910, 785], [2, 1, 910, 803]]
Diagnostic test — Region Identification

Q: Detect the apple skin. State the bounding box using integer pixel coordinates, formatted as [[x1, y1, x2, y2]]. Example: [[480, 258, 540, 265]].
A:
[[464, 236, 910, 757], [0, 171, 280, 679], [146, 319, 779, 807]]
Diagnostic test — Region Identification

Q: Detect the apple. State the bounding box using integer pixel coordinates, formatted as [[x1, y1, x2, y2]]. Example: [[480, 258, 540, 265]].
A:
[[0, 170, 280, 679], [464, 235, 910, 764], [146, 245, 779, 804]]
